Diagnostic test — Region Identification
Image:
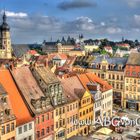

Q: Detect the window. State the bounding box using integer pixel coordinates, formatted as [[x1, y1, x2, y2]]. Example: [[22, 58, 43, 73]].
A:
[[134, 87, 136, 92], [56, 109, 58, 116], [59, 108, 62, 115], [46, 127, 50, 133], [63, 119, 65, 125], [1, 126, 5, 135], [63, 107, 65, 113], [42, 115, 44, 122], [29, 123, 32, 130], [76, 103, 78, 108], [86, 109, 88, 114], [120, 84, 123, 90], [37, 131, 40, 138], [51, 125, 54, 131], [36, 117, 40, 124], [112, 75, 115, 79], [41, 129, 45, 136], [70, 105, 72, 110], [132, 71, 136, 76], [73, 104, 75, 109], [67, 106, 69, 112], [11, 122, 14, 131], [126, 86, 128, 91], [116, 84, 119, 89], [117, 75, 119, 80], [46, 114, 49, 120], [60, 120, 63, 127], [83, 110, 85, 115], [29, 136, 32, 140], [18, 127, 22, 134], [24, 125, 27, 132], [6, 124, 10, 133], [56, 122, 58, 128]]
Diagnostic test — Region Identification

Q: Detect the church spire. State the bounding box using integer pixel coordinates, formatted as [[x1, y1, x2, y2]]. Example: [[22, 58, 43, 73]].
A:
[[3, 11, 7, 23]]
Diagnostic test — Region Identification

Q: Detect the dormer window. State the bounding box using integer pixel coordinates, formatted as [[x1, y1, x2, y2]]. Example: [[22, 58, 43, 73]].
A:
[[1, 97, 7, 103], [5, 109, 10, 116], [132, 71, 136, 77], [118, 65, 122, 70]]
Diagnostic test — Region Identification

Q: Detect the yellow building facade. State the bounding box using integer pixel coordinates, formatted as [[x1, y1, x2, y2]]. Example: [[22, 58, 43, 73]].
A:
[[0, 120, 16, 140], [77, 90, 93, 136], [54, 106, 66, 140]]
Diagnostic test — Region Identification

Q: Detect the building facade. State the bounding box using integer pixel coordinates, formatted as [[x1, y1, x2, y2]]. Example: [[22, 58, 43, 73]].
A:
[[11, 66, 54, 140], [0, 68, 34, 140], [73, 56, 127, 106], [123, 53, 140, 111], [0, 84, 16, 140]]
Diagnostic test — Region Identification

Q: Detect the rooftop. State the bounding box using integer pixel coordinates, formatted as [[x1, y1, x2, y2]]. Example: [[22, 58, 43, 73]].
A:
[[33, 66, 60, 84], [61, 76, 84, 101], [0, 69, 33, 126], [127, 53, 140, 65], [12, 66, 53, 114], [77, 73, 112, 92]]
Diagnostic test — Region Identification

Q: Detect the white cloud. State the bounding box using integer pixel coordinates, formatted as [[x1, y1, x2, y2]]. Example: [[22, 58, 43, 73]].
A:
[[101, 22, 105, 26], [106, 27, 122, 34], [0, 10, 28, 18], [134, 14, 140, 25], [75, 16, 95, 31], [125, 0, 140, 8]]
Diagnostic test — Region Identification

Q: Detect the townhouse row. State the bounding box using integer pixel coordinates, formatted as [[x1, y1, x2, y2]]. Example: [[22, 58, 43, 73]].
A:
[[0, 65, 113, 140]]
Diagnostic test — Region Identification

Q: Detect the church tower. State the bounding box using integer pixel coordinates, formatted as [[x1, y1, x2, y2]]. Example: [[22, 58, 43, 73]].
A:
[[0, 12, 12, 59]]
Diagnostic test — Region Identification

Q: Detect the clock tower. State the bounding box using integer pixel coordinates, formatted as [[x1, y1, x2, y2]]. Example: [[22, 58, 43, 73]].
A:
[[0, 12, 12, 59]]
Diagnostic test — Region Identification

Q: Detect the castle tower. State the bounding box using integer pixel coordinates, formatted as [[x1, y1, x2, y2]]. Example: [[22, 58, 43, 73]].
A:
[[0, 12, 12, 59]]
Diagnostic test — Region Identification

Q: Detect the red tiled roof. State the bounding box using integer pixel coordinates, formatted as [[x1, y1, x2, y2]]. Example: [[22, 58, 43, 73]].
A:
[[28, 50, 38, 55], [104, 46, 112, 50], [117, 43, 130, 47], [0, 69, 33, 126], [77, 73, 112, 92]]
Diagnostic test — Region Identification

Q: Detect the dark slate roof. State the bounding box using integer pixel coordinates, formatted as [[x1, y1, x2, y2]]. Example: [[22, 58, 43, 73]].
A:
[[41, 42, 58, 52], [12, 44, 30, 57], [94, 56, 127, 64], [127, 53, 140, 65], [44, 42, 57, 46], [91, 56, 128, 69]]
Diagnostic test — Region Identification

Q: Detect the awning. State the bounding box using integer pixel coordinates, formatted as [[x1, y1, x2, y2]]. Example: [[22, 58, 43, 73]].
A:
[[96, 127, 113, 135]]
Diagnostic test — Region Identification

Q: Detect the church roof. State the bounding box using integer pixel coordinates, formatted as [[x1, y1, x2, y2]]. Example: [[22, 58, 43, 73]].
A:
[[12, 44, 30, 57]]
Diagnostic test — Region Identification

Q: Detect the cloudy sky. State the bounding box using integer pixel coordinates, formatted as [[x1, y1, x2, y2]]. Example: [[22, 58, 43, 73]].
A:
[[0, 0, 140, 43]]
